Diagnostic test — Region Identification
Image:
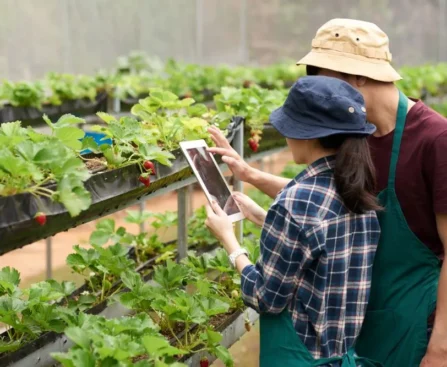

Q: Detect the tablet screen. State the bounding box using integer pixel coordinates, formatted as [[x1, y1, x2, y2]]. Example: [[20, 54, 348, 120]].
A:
[[185, 146, 240, 216]]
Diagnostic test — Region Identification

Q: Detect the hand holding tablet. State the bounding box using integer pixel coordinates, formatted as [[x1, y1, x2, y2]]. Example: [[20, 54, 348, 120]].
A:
[[180, 140, 244, 222]]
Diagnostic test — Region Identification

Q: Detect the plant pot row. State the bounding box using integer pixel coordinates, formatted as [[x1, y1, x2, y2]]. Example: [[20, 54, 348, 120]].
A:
[[0, 241, 221, 367], [0, 118, 286, 254]]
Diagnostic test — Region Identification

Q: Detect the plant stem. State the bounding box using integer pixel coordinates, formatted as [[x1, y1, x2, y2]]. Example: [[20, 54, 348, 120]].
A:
[[167, 321, 183, 348]]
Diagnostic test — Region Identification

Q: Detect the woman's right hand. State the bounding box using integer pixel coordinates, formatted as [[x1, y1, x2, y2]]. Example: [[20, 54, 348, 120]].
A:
[[207, 126, 253, 183], [232, 192, 267, 227]]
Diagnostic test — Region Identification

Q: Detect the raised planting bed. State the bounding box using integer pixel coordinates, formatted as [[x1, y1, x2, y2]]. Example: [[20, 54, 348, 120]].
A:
[[183, 308, 258, 366], [0, 242, 220, 367], [0, 117, 289, 254], [0, 92, 109, 127]]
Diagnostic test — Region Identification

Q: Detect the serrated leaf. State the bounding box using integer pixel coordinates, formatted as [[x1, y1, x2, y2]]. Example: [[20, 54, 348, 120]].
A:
[[55, 114, 85, 127], [65, 326, 91, 349], [81, 136, 101, 153], [57, 176, 91, 217], [52, 349, 95, 367], [0, 267, 20, 293], [214, 345, 233, 367], [141, 335, 187, 357], [55, 127, 85, 150], [97, 112, 117, 124]]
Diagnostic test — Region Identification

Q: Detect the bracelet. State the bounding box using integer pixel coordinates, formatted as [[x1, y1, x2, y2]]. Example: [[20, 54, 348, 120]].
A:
[[228, 248, 249, 267]]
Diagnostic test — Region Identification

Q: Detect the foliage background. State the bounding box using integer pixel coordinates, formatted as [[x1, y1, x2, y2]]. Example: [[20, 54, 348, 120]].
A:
[[0, 0, 445, 80]]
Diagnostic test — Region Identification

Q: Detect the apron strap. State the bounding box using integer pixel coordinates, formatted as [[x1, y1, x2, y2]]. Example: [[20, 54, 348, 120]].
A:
[[312, 348, 384, 367], [387, 90, 408, 189]]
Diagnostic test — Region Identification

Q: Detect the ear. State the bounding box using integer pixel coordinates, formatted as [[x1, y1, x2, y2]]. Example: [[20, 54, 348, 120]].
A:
[[355, 76, 368, 87]]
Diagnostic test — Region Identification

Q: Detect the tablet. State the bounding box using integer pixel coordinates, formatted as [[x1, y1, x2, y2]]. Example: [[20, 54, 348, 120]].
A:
[[180, 140, 244, 223]]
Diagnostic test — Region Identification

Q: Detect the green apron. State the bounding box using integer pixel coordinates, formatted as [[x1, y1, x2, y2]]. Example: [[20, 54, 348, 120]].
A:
[[355, 91, 441, 366], [260, 310, 382, 366]]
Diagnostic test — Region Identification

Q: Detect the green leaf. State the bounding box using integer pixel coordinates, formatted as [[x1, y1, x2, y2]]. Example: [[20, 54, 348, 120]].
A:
[[201, 328, 223, 345], [97, 112, 117, 124], [52, 349, 95, 367], [89, 219, 116, 246], [141, 335, 187, 357], [214, 345, 234, 367], [55, 127, 85, 150], [0, 339, 21, 353], [1, 121, 24, 137], [57, 176, 91, 217], [65, 326, 91, 349], [81, 136, 101, 153], [187, 103, 208, 117], [0, 267, 20, 294], [125, 210, 153, 225], [55, 114, 86, 127], [138, 144, 175, 166]]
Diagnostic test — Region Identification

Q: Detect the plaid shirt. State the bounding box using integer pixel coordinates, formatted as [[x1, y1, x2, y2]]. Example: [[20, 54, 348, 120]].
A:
[[241, 156, 380, 360]]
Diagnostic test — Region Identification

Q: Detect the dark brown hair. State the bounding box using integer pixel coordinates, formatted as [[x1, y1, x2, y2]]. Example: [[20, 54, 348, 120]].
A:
[[319, 134, 381, 214]]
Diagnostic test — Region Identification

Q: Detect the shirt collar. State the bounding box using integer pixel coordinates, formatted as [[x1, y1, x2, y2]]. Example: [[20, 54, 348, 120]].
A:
[[288, 155, 335, 187]]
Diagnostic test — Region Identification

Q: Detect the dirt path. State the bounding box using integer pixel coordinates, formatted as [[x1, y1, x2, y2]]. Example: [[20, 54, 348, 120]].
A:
[[0, 150, 294, 366]]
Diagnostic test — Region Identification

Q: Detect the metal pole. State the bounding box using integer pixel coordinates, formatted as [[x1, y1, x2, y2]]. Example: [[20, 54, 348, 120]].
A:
[[187, 185, 194, 218], [439, 0, 446, 62], [239, 0, 248, 64], [233, 124, 244, 244], [177, 187, 189, 259], [46, 238, 52, 279], [195, 0, 204, 63], [113, 96, 121, 114]]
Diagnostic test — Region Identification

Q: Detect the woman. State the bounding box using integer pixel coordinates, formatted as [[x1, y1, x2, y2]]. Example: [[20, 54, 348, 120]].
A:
[[205, 76, 382, 366]]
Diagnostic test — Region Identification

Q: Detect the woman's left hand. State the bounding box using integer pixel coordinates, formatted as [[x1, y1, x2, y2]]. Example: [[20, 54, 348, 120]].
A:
[[205, 201, 237, 250]]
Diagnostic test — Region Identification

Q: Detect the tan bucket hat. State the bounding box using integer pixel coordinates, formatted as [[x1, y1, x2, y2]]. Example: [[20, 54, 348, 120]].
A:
[[297, 18, 402, 82]]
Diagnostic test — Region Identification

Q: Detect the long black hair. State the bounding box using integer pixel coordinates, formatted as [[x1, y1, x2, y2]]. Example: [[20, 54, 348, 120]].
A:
[[319, 134, 381, 214]]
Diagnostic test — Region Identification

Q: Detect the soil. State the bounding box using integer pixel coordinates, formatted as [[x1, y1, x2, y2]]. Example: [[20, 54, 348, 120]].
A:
[[84, 157, 107, 172]]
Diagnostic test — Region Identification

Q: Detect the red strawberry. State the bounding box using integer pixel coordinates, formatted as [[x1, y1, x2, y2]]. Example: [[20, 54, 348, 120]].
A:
[[200, 357, 209, 367], [143, 160, 156, 175], [34, 212, 47, 226], [139, 175, 151, 187], [245, 320, 251, 332], [248, 138, 259, 152]]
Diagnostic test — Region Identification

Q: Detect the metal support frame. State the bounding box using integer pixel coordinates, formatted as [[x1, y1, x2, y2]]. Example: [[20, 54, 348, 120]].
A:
[[46, 238, 52, 279], [177, 187, 189, 260]]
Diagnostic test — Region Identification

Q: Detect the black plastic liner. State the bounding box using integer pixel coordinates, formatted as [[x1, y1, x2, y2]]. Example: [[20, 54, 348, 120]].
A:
[[0, 92, 109, 127], [0, 117, 244, 253]]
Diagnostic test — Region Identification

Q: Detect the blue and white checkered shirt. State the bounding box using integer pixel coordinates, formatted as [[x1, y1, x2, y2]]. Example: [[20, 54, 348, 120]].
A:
[[241, 156, 380, 359]]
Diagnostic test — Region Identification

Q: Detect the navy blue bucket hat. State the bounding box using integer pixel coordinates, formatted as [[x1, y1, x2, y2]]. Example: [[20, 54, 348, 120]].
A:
[[270, 76, 376, 139]]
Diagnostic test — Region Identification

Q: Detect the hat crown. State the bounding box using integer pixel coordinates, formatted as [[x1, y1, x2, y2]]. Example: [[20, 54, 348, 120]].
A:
[[284, 76, 368, 131], [313, 18, 392, 62]]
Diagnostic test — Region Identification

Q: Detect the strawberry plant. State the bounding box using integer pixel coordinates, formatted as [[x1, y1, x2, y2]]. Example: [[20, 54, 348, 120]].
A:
[[0, 81, 46, 108], [0, 119, 91, 216], [89, 111, 175, 170], [52, 312, 187, 367], [213, 86, 288, 149]]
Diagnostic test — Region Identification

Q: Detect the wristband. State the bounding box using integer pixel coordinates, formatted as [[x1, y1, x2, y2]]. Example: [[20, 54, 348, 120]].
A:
[[228, 248, 249, 267]]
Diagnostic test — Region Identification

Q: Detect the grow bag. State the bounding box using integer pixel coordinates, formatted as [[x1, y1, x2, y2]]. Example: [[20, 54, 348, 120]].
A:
[[0, 117, 244, 253], [0, 92, 108, 127]]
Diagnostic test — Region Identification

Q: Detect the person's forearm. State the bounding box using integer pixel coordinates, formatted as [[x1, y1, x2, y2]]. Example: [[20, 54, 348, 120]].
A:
[[247, 167, 291, 199], [428, 260, 447, 352]]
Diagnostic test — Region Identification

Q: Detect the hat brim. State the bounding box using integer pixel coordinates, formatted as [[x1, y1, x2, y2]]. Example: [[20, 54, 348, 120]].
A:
[[297, 49, 402, 83], [270, 106, 376, 140]]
